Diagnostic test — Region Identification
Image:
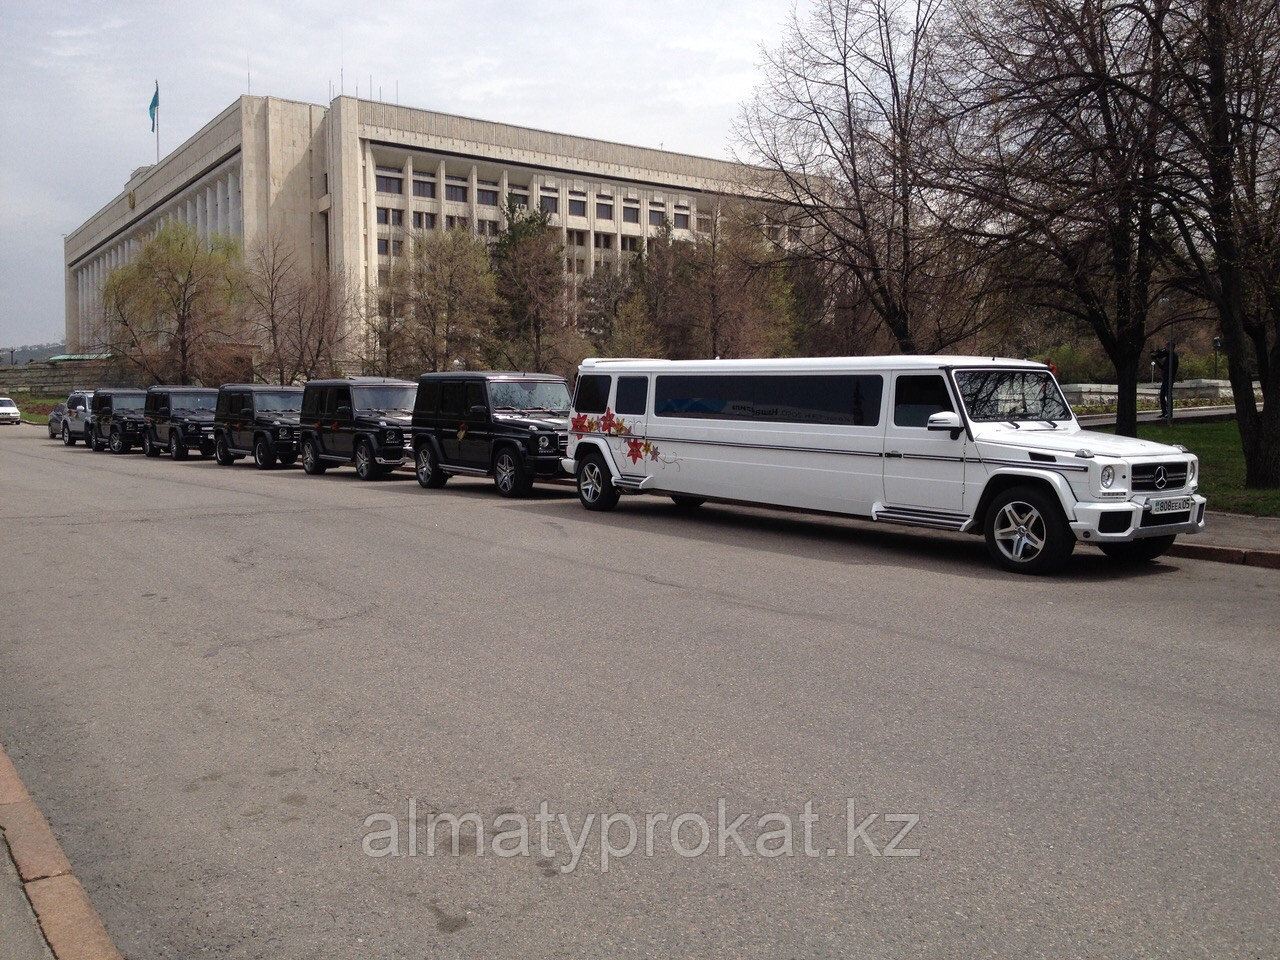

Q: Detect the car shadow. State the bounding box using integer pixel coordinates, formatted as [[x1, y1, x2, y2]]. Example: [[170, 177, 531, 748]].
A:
[[502, 492, 1176, 585]]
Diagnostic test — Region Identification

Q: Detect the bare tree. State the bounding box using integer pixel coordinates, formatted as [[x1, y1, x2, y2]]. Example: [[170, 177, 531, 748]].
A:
[[245, 236, 351, 384], [738, 0, 989, 354]]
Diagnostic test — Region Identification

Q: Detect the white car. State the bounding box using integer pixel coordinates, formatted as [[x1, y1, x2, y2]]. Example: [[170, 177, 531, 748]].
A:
[[563, 356, 1206, 574], [0, 396, 20, 425]]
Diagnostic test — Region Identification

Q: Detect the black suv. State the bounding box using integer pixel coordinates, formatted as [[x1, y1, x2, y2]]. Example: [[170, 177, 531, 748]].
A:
[[299, 377, 416, 480], [87, 388, 147, 453], [213, 384, 304, 469], [411, 372, 571, 496], [143, 386, 218, 460]]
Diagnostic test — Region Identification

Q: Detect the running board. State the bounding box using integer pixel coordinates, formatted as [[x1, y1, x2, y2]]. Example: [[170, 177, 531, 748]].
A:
[[442, 464, 488, 477], [873, 503, 970, 531], [614, 474, 647, 492]]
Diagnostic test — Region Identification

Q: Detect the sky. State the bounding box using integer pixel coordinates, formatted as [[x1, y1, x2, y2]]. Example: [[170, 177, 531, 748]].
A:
[[0, 0, 795, 348]]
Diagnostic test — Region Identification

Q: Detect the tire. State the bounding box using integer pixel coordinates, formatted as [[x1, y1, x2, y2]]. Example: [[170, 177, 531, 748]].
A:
[[143, 432, 161, 458], [576, 452, 620, 512], [48, 422, 57, 439], [169, 431, 189, 461], [200, 443, 216, 460], [277, 452, 297, 467], [302, 437, 327, 475], [215, 434, 236, 466], [354, 440, 380, 481], [415, 443, 447, 489], [493, 446, 532, 497], [253, 435, 277, 470], [109, 427, 125, 454], [1100, 535, 1176, 564], [62, 423, 75, 446], [984, 485, 1075, 575], [87, 426, 103, 451], [670, 495, 706, 511]]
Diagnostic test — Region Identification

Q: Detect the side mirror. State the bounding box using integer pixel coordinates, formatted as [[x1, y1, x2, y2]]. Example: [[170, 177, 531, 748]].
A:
[[927, 411, 963, 439], [240, 407, 254, 418], [469, 404, 488, 416], [335, 405, 353, 420]]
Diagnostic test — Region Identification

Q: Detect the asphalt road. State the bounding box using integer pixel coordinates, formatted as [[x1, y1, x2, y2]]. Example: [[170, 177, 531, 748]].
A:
[[1, 422, 1277, 959]]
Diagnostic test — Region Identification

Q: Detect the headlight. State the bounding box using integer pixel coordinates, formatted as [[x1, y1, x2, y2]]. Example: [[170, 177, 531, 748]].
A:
[[537, 434, 551, 450], [1187, 460, 1197, 483], [1101, 465, 1115, 488]]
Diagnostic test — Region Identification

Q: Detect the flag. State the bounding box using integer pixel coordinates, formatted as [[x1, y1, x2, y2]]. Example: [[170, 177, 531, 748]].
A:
[[149, 83, 159, 132]]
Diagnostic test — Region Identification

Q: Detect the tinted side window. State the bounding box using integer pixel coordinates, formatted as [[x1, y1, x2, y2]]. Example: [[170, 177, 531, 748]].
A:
[[301, 388, 320, 419], [416, 380, 440, 415], [653, 375, 881, 426], [332, 387, 352, 414], [757, 375, 882, 427], [465, 381, 486, 411], [440, 381, 464, 416], [615, 376, 648, 416], [574, 374, 611, 414], [893, 375, 954, 427], [240, 393, 255, 416]]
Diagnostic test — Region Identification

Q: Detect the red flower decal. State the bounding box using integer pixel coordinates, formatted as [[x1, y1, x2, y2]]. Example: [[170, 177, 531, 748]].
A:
[[600, 409, 617, 434], [626, 438, 644, 464], [571, 413, 588, 437]]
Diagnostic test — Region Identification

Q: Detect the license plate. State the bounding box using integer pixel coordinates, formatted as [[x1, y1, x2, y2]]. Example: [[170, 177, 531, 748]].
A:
[[1151, 496, 1193, 515]]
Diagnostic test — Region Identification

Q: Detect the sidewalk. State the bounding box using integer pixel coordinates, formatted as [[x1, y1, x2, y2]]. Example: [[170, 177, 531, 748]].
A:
[[0, 745, 121, 960], [1168, 510, 1280, 568]]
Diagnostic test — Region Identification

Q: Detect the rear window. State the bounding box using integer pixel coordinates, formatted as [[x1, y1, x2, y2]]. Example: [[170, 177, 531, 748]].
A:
[[574, 375, 611, 414]]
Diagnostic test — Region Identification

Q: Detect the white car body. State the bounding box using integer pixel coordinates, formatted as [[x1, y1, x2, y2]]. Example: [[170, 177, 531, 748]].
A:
[[0, 397, 20, 424], [563, 356, 1206, 572]]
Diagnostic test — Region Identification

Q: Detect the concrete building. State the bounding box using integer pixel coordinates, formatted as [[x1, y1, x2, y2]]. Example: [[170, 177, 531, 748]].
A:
[[64, 94, 763, 354]]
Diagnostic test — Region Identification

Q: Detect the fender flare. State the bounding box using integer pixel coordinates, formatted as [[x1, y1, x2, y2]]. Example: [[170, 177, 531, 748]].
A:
[[574, 438, 623, 479], [970, 467, 1079, 531]]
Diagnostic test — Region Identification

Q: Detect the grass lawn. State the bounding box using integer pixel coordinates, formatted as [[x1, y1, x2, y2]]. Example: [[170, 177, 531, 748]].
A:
[[5, 394, 66, 419], [1100, 420, 1280, 517]]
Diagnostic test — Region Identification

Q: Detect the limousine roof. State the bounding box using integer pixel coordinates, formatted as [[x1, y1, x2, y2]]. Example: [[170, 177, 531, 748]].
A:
[[579, 356, 1048, 373]]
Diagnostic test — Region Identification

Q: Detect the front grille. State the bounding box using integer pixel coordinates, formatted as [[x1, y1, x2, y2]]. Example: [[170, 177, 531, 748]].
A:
[[1141, 510, 1191, 527], [1132, 462, 1188, 492]]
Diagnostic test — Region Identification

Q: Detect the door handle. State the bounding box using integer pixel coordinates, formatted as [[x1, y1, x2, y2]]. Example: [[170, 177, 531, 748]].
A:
[[886, 450, 902, 458]]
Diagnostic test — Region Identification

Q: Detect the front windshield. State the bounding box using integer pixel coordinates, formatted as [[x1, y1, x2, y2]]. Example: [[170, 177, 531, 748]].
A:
[[172, 393, 217, 413], [954, 370, 1072, 423], [353, 385, 416, 412], [113, 395, 145, 415], [488, 379, 570, 412], [255, 390, 302, 413]]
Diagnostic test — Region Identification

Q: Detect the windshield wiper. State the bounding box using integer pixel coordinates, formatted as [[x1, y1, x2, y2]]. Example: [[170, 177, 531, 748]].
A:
[[1005, 419, 1021, 429]]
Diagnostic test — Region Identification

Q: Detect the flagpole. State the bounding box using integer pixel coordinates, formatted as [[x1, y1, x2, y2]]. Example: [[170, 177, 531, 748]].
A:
[[155, 80, 160, 163]]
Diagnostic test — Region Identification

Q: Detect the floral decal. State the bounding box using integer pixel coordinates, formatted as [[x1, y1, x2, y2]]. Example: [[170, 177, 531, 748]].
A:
[[572, 407, 677, 467]]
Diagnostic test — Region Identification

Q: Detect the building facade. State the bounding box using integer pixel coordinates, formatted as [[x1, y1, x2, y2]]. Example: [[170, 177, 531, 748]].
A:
[[64, 94, 763, 354]]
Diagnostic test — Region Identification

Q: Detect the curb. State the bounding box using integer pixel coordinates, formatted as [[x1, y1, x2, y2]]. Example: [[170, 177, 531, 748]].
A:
[[0, 744, 122, 960], [1167, 542, 1280, 569]]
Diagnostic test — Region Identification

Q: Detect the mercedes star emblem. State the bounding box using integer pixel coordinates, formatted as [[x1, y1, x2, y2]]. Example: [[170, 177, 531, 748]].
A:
[[1154, 465, 1168, 489]]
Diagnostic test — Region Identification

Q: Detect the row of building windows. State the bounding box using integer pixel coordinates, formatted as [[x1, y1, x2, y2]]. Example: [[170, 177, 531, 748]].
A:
[[375, 176, 696, 229]]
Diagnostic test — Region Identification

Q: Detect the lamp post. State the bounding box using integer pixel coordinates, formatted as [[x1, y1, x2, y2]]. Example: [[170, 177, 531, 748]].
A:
[[1213, 336, 1221, 379], [1150, 360, 1155, 384]]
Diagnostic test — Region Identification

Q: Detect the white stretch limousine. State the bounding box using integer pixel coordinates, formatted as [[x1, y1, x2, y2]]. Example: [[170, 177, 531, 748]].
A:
[[562, 356, 1207, 574]]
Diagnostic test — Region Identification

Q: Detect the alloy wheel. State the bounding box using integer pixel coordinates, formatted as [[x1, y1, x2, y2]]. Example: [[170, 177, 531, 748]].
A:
[[992, 500, 1047, 564]]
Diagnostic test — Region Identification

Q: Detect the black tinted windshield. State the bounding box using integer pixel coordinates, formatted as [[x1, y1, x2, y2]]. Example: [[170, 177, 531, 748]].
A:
[[112, 396, 145, 415], [955, 370, 1072, 422], [172, 393, 217, 413], [255, 391, 302, 413], [488, 380, 570, 412], [352, 385, 416, 412]]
